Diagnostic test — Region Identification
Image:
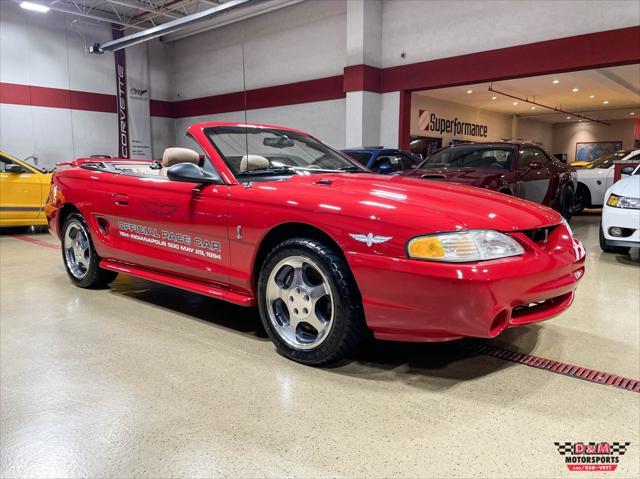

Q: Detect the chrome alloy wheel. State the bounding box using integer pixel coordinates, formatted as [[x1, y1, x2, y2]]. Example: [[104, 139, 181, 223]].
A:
[[64, 220, 91, 279], [266, 255, 334, 350]]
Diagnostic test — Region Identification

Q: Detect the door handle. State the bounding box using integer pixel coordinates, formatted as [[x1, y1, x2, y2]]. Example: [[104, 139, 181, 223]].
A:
[[112, 193, 129, 206]]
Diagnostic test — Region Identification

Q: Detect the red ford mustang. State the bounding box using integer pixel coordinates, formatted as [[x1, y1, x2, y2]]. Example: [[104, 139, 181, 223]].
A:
[[46, 122, 586, 365]]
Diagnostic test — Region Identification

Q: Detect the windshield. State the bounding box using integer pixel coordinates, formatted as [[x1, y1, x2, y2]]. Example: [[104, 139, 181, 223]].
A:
[[419, 146, 515, 169], [584, 150, 632, 169], [204, 126, 366, 177]]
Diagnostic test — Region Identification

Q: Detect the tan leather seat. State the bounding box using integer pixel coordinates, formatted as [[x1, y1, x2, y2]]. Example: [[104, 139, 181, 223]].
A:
[[240, 154, 269, 172], [159, 147, 200, 176]]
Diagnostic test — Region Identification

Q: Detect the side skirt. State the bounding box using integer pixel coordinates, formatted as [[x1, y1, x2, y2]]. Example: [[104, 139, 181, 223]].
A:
[[100, 259, 256, 307]]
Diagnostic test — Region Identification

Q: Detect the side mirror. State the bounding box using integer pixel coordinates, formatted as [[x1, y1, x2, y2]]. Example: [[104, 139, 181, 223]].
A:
[[620, 166, 634, 176], [5, 164, 25, 174], [167, 162, 222, 184], [528, 161, 543, 170]]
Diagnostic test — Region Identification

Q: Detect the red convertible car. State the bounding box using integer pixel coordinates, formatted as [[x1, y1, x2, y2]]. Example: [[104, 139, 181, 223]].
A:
[[400, 142, 577, 220], [46, 122, 585, 365]]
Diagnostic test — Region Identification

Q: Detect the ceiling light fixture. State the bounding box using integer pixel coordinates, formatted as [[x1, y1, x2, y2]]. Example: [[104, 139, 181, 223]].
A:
[[488, 85, 611, 125], [552, 80, 560, 84], [572, 88, 579, 92], [589, 95, 595, 98], [466, 89, 473, 94], [631, 112, 636, 116], [491, 96, 497, 100], [566, 116, 571, 120], [603, 100, 609, 104], [530, 106, 536, 110], [19, 1, 50, 12]]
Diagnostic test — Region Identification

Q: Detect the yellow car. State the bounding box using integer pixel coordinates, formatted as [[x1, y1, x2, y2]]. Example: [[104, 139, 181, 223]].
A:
[[570, 161, 591, 168], [0, 151, 52, 227]]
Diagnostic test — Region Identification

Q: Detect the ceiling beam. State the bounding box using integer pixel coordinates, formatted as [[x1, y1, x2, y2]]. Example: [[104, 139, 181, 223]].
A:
[[103, 0, 182, 20], [45, 3, 146, 30], [92, 0, 255, 52]]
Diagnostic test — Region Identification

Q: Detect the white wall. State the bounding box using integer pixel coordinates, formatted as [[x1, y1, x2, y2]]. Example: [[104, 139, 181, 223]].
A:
[[0, 1, 119, 167], [170, 0, 346, 101], [175, 98, 346, 149], [552, 119, 636, 162], [380, 0, 640, 68]]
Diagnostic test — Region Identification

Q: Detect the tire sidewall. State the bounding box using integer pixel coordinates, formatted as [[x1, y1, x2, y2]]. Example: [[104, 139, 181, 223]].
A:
[[257, 239, 361, 365]]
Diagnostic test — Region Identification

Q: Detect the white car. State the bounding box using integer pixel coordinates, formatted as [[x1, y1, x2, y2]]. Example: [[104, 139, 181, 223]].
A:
[[575, 149, 640, 213], [600, 164, 640, 254]]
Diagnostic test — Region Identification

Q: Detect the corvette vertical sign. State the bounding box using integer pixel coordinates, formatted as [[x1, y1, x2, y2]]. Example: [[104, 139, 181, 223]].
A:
[[112, 26, 129, 159]]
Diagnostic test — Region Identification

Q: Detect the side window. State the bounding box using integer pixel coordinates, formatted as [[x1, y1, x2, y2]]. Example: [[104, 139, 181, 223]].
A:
[[519, 148, 547, 168], [373, 155, 403, 172], [0, 156, 30, 174], [398, 153, 418, 169], [344, 152, 372, 166]]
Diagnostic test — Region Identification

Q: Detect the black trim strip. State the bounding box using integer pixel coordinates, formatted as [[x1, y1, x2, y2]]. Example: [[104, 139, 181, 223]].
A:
[[0, 206, 43, 212]]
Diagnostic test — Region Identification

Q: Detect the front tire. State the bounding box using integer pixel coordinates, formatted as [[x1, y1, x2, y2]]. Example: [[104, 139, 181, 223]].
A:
[[62, 213, 118, 288], [257, 238, 367, 365], [599, 224, 630, 254]]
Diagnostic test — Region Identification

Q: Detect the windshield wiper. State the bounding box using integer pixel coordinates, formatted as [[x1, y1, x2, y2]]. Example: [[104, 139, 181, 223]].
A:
[[236, 166, 296, 176]]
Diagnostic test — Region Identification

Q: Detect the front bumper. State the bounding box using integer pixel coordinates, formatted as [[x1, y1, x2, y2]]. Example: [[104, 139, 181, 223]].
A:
[[347, 227, 585, 342], [601, 203, 640, 246]]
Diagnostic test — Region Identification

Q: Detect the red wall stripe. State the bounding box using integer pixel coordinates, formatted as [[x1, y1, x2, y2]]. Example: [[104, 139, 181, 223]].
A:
[[381, 26, 640, 92], [172, 75, 344, 118], [0, 82, 117, 113], [1, 27, 638, 119]]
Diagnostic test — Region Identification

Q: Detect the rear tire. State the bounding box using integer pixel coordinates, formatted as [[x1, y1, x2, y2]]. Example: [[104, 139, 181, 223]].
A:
[[573, 184, 590, 215], [257, 238, 367, 365], [599, 224, 630, 254], [61, 213, 118, 288], [557, 185, 574, 221]]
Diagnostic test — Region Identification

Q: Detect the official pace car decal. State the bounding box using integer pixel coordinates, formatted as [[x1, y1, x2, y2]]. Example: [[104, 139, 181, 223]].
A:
[[117, 221, 222, 260]]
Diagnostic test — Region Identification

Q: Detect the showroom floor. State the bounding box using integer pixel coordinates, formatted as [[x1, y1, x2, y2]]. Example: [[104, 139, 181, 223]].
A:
[[1, 214, 638, 478]]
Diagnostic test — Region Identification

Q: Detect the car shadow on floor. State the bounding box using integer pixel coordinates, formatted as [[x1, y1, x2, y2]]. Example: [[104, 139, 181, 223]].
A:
[[323, 326, 541, 389], [108, 274, 269, 340], [108, 274, 544, 388]]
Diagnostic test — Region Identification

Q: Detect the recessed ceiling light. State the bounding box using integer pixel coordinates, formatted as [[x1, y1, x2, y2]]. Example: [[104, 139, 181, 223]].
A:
[[631, 112, 636, 115], [19, 1, 50, 12], [552, 80, 560, 84], [512, 101, 518, 106], [566, 116, 571, 120], [466, 89, 473, 94], [589, 95, 595, 98], [491, 96, 497, 100], [572, 88, 579, 92], [530, 106, 536, 110], [578, 120, 583, 122], [603, 100, 609, 104]]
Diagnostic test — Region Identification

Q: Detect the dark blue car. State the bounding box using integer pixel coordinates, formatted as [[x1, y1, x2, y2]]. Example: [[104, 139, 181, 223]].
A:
[[341, 147, 422, 173]]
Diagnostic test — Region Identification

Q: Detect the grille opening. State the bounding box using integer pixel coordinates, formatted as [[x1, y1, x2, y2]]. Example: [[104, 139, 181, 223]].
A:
[[511, 292, 572, 319], [521, 225, 558, 244]]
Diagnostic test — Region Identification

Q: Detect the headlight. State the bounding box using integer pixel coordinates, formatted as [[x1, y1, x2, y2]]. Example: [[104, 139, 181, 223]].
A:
[[607, 193, 640, 209], [407, 230, 524, 262]]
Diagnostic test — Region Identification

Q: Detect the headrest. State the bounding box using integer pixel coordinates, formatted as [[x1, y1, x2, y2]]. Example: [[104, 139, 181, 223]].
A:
[[240, 154, 269, 172], [162, 147, 199, 168]]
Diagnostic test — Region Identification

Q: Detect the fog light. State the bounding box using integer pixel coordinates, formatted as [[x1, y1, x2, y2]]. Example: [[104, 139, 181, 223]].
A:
[[609, 227, 623, 237]]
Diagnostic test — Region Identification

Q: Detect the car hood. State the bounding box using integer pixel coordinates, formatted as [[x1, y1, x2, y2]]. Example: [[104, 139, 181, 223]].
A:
[[400, 167, 507, 187], [266, 173, 560, 232], [610, 175, 640, 197]]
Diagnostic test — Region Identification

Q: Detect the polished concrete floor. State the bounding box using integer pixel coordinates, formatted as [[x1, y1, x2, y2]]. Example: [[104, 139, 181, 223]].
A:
[[1, 214, 639, 478]]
